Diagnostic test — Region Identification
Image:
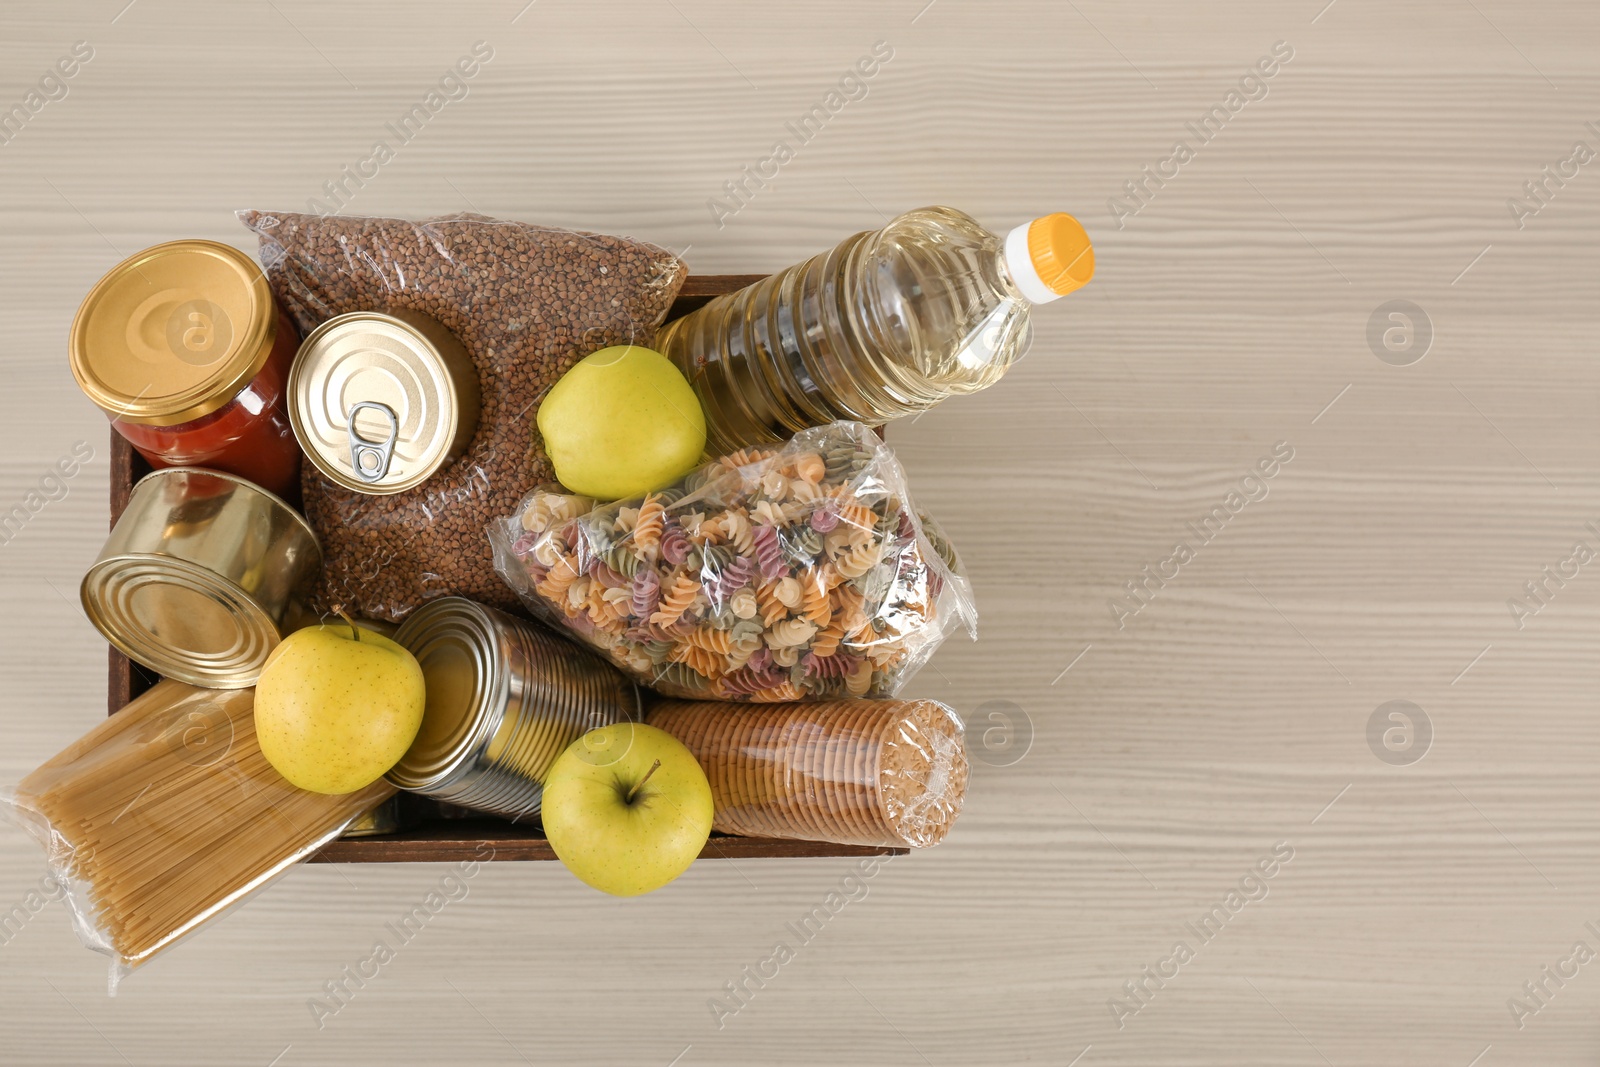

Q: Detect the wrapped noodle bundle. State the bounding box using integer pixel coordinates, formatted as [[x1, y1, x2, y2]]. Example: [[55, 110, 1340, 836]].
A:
[[4, 681, 391, 989]]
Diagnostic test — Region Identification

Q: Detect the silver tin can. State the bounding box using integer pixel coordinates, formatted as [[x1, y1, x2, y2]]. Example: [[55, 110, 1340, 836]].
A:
[[81, 467, 321, 688], [288, 310, 481, 495], [340, 796, 406, 838], [387, 597, 640, 819]]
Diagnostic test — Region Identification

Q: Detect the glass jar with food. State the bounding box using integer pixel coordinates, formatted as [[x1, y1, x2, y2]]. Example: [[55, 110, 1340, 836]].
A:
[[69, 239, 303, 496]]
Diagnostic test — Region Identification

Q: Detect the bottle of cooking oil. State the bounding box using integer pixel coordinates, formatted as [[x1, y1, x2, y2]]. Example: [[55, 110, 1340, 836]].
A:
[[655, 207, 1094, 451]]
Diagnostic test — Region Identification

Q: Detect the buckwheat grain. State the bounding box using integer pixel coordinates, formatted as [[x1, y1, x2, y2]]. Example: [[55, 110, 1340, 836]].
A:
[[239, 210, 685, 621]]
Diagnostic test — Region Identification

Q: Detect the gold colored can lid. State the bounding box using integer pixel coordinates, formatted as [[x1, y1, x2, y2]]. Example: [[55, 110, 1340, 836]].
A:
[[387, 597, 641, 816], [69, 240, 276, 427], [387, 598, 506, 792], [289, 310, 480, 495], [341, 797, 404, 838], [80, 467, 321, 688]]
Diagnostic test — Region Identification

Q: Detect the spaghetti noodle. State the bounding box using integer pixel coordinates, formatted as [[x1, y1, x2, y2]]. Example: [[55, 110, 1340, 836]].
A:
[[5, 680, 391, 985]]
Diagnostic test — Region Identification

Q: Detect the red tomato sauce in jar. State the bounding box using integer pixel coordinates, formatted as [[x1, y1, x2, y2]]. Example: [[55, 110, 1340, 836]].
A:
[[112, 311, 302, 496], [69, 240, 303, 498]]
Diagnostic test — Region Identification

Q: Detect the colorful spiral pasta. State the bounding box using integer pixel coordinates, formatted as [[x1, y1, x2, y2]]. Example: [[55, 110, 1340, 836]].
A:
[[495, 423, 969, 702]]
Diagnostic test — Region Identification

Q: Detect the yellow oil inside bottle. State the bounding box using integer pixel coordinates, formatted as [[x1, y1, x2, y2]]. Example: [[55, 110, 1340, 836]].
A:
[[657, 206, 1092, 451]]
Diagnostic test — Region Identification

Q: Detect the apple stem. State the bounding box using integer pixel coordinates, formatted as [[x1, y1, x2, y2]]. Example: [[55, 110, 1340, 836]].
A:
[[627, 759, 662, 804], [333, 606, 360, 642]]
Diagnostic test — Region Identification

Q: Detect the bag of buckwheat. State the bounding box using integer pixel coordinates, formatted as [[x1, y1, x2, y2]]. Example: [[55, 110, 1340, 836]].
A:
[[238, 210, 686, 622]]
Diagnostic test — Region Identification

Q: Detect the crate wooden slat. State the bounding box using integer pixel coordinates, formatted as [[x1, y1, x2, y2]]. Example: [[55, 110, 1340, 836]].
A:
[[311, 822, 902, 864], [106, 273, 907, 864]]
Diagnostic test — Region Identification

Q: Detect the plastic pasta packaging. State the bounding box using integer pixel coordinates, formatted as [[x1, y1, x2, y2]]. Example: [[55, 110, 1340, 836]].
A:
[[489, 421, 976, 700], [239, 210, 686, 622], [2, 680, 393, 991], [646, 698, 969, 847]]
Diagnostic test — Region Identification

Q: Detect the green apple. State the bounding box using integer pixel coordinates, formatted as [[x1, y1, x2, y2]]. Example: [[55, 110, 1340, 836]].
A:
[[536, 345, 706, 500], [541, 722, 714, 896], [254, 615, 426, 794]]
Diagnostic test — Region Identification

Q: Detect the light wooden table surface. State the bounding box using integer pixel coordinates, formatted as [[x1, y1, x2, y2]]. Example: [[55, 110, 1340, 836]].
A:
[[2, 1, 1597, 1064]]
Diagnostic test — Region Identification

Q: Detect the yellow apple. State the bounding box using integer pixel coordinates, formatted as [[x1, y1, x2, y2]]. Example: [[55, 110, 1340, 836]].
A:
[[540, 722, 714, 896], [254, 618, 426, 794], [536, 345, 706, 499]]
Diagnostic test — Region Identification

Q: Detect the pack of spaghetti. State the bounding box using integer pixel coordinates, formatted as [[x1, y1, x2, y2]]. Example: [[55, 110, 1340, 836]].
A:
[[3, 680, 392, 991], [490, 421, 976, 701]]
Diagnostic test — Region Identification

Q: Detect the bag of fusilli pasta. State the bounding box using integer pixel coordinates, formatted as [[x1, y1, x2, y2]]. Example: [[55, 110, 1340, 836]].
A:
[[488, 422, 975, 701]]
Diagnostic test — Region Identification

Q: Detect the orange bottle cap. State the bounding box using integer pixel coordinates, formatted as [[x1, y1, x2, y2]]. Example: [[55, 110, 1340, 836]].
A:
[[1005, 213, 1093, 304], [1027, 213, 1094, 296]]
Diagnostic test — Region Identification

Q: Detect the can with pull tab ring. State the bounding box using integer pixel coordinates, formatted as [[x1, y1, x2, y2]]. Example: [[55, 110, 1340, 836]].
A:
[[288, 310, 480, 495]]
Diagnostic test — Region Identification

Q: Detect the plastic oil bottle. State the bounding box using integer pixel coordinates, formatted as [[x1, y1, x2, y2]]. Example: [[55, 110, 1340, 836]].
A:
[[655, 207, 1094, 451]]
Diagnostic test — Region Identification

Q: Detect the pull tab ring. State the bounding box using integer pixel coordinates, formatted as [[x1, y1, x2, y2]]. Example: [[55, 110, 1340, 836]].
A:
[[347, 401, 398, 483]]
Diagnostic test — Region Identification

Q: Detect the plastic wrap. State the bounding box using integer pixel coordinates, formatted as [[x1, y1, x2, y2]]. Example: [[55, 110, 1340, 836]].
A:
[[647, 698, 968, 847], [490, 421, 976, 700], [238, 210, 687, 622], [2, 681, 392, 991]]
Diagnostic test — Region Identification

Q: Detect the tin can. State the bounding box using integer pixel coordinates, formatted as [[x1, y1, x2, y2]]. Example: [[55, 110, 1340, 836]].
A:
[[388, 597, 640, 819], [68, 240, 303, 497], [81, 468, 321, 688], [288, 310, 480, 495], [340, 796, 405, 838]]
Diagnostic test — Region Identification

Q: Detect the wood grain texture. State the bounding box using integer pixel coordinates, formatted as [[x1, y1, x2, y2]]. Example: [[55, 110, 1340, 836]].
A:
[[1, 1, 1598, 1064]]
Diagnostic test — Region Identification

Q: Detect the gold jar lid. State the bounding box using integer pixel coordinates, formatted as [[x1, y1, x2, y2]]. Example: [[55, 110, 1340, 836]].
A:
[[69, 240, 277, 427], [288, 310, 480, 495]]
